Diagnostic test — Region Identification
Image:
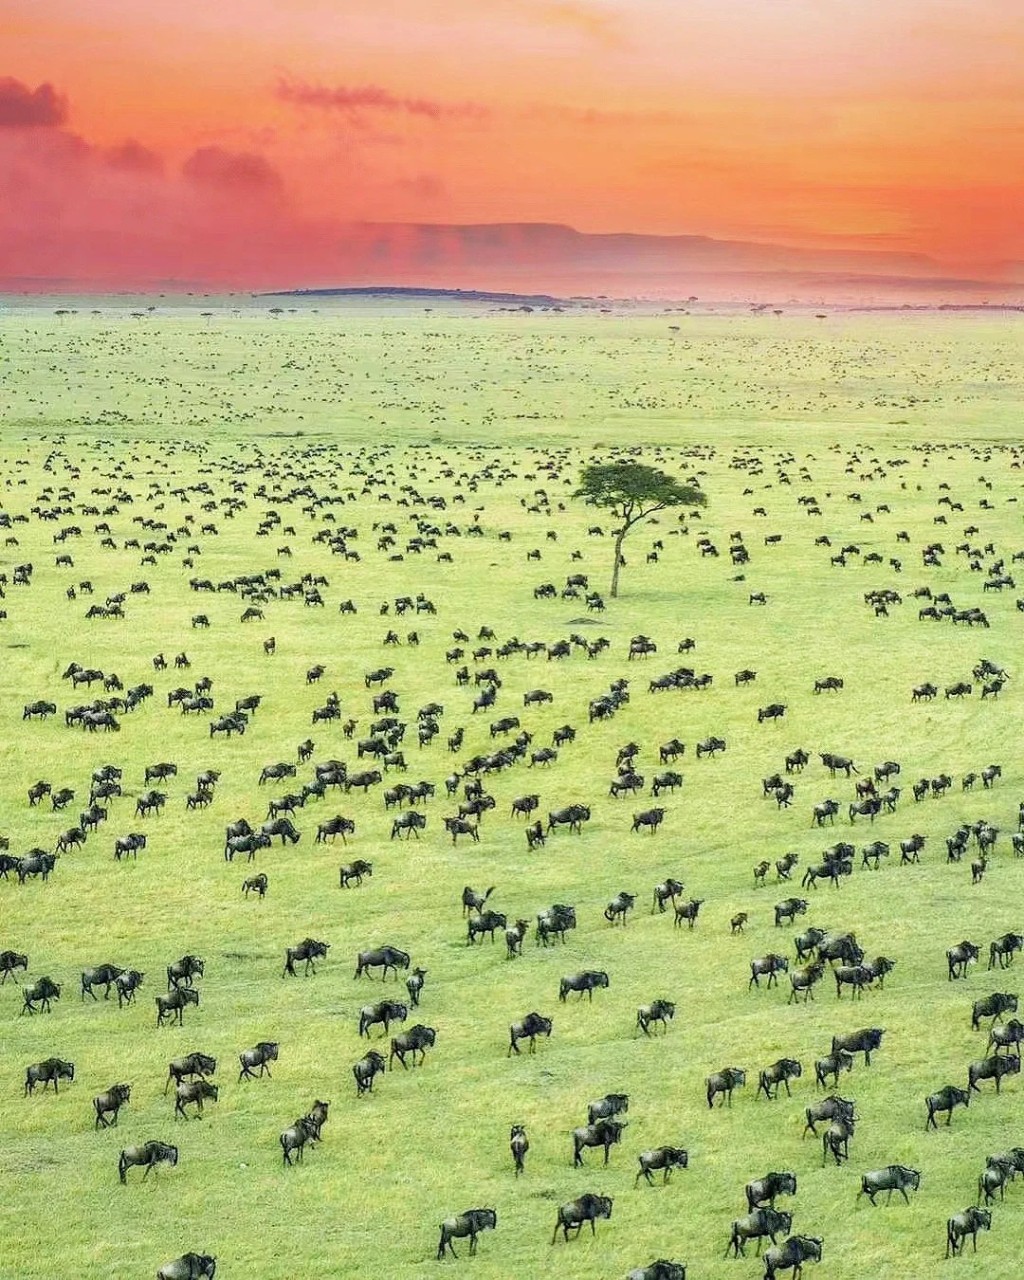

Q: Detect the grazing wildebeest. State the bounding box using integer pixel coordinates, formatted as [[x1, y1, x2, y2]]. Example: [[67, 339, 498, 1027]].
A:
[[353, 1049, 386, 1095], [727, 1209, 793, 1258], [437, 1208, 497, 1259], [508, 1011, 553, 1056], [696, 736, 726, 758], [831, 1027, 884, 1065], [785, 749, 809, 773], [174, 1079, 219, 1120], [560, 970, 609, 1002], [763, 1235, 823, 1280], [946, 1207, 991, 1256], [165, 1052, 216, 1094], [926, 1083, 970, 1128], [989, 932, 1024, 970], [857, 1165, 920, 1205], [156, 987, 199, 1027], [21, 976, 61, 1015], [157, 1254, 217, 1280], [283, 938, 329, 977], [822, 1112, 855, 1164], [948, 940, 980, 980], [167, 955, 204, 988], [637, 999, 675, 1036], [242, 873, 268, 899], [261, 816, 301, 844], [775, 897, 808, 927], [93, 1082, 131, 1128], [389, 1023, 436, 1069], [968, 1053, 1020, 1093], [355, 945, 410, 980], [707, 1066, 746, 1108], [510, 1124, 529, 1176], [789, 961, 826, 1004], [81, 963, 124, 1001], [573, 1118, 626, 1166], [750, 955, 789, 989], [551, 1193, 612, 1243], [758, 1059, 802, 1100], [119, 1141, 178, 1183], [673, 898, 704, 929], [280, 1117, 317, 1166], [358, 1000, 407, 1038]]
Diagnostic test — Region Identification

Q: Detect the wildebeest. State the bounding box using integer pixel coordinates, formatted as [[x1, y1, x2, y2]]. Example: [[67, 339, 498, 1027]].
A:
[[551, 1192, 613, 1243], [831, 1027, 884, 1065], [359, 1000, 408, 1038], [339, 859, 372, 888], [93, 1082, 131, 1128], [946, 1207, 991, 1256], [626, 1262, 686, 1280], [118, 1140, 178, 1183], [775, 898, 808, 927], [750, 955, 789, 989], [437, 1208, 497, 1259], [81, 963, 124, 1001], [763, 1235, 823, 1280], [814, 1051, 853, 1089], [21, 976, 61, 1015], [635, 1146, 688, 1187], [0, 950, 28, 983], [317, 815, 356, 844], [632, 807, 666, 834], [803, 1095, 854, 1137], [572, 1117, 626, 1166], [706, 1066, 746, 1108], [968, 1053, 1020, 1093], [508, 1011, 553, 1056], [547, 803, 590, 834], [157, 1254, 217, 1280], [758, 1059, 802, 1100], [389, 1023, 436, 1069], [673, 898, 704, 929], [238, 1042, 278, 1081], [280, 1117, 317, 1165], [857, 1165, 920, 1205], [355, 945, 410, 980], [156, 987, 199, 1027], [926, 1083, 970, 1128], [989, 932, 1024, 970], [174, 1079, 219, 1120], [165, 1052, 216, 1094], [605, 892, 636, 925], [727, 1209, 793, 1258], [353, 1049, 386, 1095], [283, 938, 329, 977], [973, 991, 1018, 1030], [560, 970, 609, 1001], [746, 1170, 797, 1211], [987, 1018, 1024, 1056], [167, 955, 204, 989], [948, 940, 980, 980], [789, 961, 826, 1004], [636, 999, 675, 1035]]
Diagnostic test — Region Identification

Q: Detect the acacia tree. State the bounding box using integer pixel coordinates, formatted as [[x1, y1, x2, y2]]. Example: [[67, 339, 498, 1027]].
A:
[[574, 462, 707, 598]]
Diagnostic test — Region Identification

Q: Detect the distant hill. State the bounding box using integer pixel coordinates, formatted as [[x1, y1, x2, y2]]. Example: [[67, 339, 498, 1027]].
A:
[[262, 285, 567, 307]]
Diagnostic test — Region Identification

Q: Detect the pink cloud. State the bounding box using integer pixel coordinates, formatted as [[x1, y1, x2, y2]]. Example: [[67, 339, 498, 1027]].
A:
[[0, 76, 68, 128], [104, 139, 164, 173], [182, 145, 282, 193], [276, 79, 487, 121]]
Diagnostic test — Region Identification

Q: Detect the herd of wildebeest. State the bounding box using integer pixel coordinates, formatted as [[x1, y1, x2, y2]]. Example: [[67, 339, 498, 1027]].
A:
[[4, 432, 1024, 1279]]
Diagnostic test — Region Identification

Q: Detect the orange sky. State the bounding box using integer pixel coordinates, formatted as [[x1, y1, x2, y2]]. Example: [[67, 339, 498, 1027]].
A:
[[1, 0, 1022, 289]]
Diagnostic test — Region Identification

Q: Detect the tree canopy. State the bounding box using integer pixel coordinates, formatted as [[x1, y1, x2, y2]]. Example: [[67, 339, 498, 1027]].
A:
[[574, 462, 707, 597]]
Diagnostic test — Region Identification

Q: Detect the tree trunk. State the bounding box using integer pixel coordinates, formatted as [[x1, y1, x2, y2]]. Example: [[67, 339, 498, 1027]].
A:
[[610, 529, 626, 598]]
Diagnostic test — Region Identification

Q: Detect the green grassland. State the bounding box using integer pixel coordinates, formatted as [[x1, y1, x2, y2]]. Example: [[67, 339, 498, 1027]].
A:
[[0, 303, 1022, 1279]]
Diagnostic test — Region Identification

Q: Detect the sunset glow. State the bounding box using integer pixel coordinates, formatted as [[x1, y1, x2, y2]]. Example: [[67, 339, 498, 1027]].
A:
[[2, 0, 1022, 292]]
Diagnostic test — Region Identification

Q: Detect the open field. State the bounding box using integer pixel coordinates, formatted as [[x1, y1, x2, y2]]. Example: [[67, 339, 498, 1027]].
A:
[[0, 306, 1023, 1279]]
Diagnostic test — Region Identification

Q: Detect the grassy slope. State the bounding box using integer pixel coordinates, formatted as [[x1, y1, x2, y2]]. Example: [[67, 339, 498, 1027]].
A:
[[0, 307, 1020, 1278]]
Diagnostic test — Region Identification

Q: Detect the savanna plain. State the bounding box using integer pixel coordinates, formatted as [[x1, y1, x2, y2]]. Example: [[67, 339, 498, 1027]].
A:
[[0, 300, 1022, 1280]]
